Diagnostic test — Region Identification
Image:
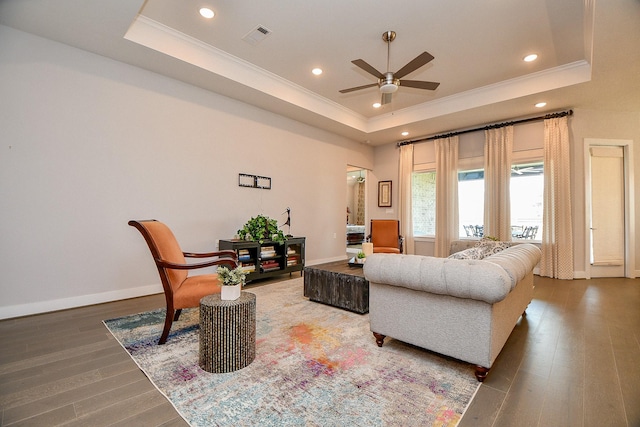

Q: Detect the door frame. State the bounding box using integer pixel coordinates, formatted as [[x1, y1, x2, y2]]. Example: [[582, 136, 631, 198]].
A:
[[583, 138, 636, 279]]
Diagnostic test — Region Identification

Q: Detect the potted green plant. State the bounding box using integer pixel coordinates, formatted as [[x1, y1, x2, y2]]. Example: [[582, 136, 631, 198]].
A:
[[237, 214, 287, 244], [356, 251, 366, 264], [217, 266, 247, 300]]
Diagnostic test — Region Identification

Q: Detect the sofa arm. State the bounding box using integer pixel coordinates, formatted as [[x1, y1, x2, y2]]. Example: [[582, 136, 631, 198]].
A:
[[364, 254, 513, 304]]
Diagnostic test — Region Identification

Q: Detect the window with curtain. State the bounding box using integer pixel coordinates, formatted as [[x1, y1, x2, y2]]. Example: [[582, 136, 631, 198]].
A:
[[458, 169, 485, 237], [457, 161, 544, 239], [510, 161, 543, 240], [412, 171, 436, 236]]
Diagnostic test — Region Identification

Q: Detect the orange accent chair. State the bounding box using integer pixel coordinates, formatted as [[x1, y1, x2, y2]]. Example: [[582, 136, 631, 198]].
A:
[[128, 220, 238, 344], [369, 219, 404, 254]]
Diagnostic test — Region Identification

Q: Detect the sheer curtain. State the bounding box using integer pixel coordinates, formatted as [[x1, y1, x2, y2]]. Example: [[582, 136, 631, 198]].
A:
[[540, 116, 573, 279], [398, 144, 414, 254], [434, 136, 459, 257], [484, 126, 513, 241]]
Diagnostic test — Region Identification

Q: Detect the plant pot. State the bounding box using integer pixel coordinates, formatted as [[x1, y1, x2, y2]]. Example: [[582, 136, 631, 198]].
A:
[[221, 284, 241, 301]]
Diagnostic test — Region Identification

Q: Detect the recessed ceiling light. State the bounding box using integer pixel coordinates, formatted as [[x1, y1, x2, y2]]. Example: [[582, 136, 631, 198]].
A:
[[535, 102, 547, 108], [523, 53, 538, 62], [401, 131, 409, 137], [312, 68, 322, 76], [199, 8, 215, 19], [373, 102, 381, 108]]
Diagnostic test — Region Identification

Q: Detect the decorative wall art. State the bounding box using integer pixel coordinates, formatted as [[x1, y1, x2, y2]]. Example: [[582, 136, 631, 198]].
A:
[[239, 173, 271, 189], [378, 180, 392, 207]]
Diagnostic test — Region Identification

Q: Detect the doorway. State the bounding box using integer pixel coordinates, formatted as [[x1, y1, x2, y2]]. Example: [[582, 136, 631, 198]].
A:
[[347, 167, 367, 254], [584, 139, 636, 278]]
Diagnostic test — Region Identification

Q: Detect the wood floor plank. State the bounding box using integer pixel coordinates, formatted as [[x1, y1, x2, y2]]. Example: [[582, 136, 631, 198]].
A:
[[62, 390, 169, 426], [3, 404, 77, 427], [2, 371, 147, 425], [538, 376, 584, 427], [457, 384, 505, 427], [492, 370, 548, 427]]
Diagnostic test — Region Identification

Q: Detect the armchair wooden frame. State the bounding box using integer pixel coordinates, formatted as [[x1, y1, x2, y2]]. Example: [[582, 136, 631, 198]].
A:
[[128, 220, 238, 344]]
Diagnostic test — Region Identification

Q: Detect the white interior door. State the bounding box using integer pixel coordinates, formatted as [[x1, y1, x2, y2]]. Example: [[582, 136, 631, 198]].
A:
[[588, 145, 626, 277]]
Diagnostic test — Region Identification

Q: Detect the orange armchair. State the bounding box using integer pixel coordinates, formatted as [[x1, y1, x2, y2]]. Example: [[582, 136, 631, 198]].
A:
[[369, 219, 404, 254], [128, 220, 238, 344]]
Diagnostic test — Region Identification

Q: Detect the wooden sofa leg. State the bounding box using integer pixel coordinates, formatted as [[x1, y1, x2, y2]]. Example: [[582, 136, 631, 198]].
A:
[[475, 365, 489, 382], [373, 332, 386, 347], [174, 309, 182, 321]]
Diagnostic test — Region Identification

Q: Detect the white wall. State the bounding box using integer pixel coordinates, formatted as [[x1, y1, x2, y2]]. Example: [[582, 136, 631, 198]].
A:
[[0, 26, 373, 318]]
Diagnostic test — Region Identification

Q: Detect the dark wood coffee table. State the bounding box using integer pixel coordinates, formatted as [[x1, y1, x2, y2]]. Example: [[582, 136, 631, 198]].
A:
[[303, 260, 369, 314]]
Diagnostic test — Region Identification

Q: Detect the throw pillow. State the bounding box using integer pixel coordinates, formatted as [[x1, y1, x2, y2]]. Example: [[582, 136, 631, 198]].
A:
[[447, 247, 485, 260], [474, 238, 511, 258]]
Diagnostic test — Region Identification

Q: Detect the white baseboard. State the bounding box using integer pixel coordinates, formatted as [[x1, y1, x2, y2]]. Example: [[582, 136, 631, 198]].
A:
[[573, 271, 588, 279], [0, 284, 163, 320]]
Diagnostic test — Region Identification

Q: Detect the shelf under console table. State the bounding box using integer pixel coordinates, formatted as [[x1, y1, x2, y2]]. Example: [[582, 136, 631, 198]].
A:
[[219, 237, 305, 282]]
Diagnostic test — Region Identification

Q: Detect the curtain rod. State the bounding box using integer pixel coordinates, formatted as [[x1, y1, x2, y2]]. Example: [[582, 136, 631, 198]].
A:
[[396, 109, 573, 147]]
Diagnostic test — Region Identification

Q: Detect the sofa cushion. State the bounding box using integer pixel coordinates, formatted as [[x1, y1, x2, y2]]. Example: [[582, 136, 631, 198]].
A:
[[364, 254, 514, 304]]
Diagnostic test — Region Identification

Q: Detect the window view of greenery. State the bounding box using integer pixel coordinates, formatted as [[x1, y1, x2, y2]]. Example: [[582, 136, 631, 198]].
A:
[[412, 171, 436, 236]]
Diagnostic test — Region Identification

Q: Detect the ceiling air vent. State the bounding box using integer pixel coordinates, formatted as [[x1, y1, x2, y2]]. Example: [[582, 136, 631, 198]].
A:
[[242, 25, 272, 46]]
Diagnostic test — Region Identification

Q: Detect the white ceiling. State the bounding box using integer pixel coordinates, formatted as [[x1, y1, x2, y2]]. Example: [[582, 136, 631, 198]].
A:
[[1, 0, 639, 145]]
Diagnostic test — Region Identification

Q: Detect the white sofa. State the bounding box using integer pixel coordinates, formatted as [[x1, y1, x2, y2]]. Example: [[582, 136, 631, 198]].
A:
[[363, 243, 541, 381]]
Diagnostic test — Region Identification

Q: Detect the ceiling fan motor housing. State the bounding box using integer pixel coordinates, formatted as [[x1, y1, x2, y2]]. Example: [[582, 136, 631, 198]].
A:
[[380, 72, 399, 93]]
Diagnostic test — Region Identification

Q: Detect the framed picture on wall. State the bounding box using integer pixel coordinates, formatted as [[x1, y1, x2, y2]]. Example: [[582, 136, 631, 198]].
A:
[[378, 180, 392, 207]]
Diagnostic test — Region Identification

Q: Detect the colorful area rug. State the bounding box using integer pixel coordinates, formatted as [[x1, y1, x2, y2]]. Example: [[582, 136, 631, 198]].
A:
[[104, 278, 480, 426]]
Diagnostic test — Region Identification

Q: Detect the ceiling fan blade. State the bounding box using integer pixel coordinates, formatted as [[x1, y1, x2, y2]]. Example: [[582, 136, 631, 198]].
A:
[[399, 80, 440, 90], [381, 92, 393, 105], [352, 59, 385, 79], [394, 52, 435, 79], [339, 83, 379, 94]]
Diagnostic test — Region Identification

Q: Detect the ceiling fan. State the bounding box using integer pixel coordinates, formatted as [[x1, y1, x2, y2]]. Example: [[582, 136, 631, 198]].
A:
[[339, 31, 440, 105]]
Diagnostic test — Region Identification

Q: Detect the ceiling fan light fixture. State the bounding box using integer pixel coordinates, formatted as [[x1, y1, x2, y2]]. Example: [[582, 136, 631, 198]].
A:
[[380, 82, 399, 93]]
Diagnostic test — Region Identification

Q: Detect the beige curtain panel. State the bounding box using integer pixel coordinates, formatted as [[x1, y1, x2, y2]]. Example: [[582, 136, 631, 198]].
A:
[[398, 144, 414, 254], [483, 126, 513, 241], [540, 116, 573, 279], [434, 136, 459, 258]]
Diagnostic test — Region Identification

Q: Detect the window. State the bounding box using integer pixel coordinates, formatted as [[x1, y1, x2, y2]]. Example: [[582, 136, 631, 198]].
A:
[[412, 171, 436, 236], [458, 162, 544, 239], [458, 170, 485, 237], [510, 162, 543, 240]]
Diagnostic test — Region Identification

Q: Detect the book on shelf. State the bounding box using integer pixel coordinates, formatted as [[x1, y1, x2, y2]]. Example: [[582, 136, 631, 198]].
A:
[[260, 250, 276, 258], [239, 264, 256, 273], [237, 249, 251, 261], [260, 259, 279, 271], [287, 259, 298, 266]]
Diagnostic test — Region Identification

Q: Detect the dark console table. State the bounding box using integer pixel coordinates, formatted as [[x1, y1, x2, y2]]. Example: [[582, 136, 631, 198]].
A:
[[219, 237, 305, 282], [303, 260, 369, 314]]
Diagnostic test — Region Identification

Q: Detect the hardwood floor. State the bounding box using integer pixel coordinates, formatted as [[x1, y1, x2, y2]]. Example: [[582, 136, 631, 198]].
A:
[[460, 276, 640, 427], [1, 276, 638, 426]]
